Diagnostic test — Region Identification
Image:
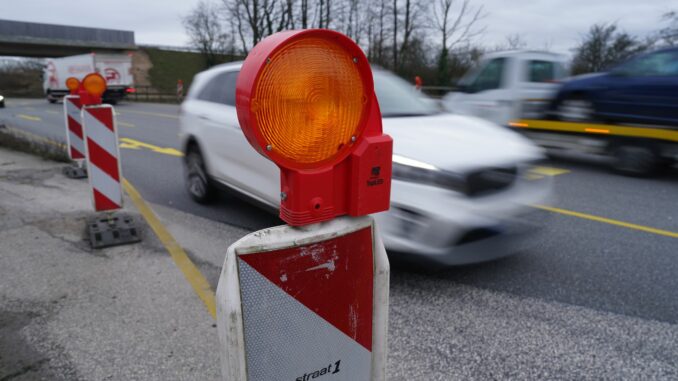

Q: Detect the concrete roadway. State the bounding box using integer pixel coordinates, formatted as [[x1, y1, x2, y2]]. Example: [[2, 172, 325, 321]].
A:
[[2, 98, 678, 379]]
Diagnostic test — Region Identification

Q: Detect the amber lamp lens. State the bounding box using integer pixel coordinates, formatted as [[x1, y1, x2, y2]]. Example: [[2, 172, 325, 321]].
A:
[[65, 77, 80, 92], [253, 37, 367, 166], [82, 73, 107, 97]]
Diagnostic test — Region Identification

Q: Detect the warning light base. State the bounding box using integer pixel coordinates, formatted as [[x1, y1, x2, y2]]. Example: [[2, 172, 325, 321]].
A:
[[216, 215, 389, 381], [87, 213, 142, 249], [62, 162, 88, 179]]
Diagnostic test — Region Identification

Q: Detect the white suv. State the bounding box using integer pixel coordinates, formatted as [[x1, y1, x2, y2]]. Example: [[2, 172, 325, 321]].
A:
[[179, 62, 552, 265]]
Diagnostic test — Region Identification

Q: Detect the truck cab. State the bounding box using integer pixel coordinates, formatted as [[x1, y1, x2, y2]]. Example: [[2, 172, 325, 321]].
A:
[[442, 51, 568, 126]]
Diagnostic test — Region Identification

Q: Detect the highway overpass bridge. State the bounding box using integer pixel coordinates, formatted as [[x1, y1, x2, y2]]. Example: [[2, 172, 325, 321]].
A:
[[0, 19, 135, 57]]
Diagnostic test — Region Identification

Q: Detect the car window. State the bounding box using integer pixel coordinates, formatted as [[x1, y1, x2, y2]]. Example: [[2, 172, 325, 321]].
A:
[[196, 71, 238, 105], [528, 60, 558, 82], [373, 70, 439, 118], [467, 58, 505, 92], [619, 51, 678, 77]]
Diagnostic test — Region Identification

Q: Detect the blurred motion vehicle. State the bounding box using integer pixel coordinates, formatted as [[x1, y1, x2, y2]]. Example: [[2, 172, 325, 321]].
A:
[[179, 63, 552, 265], [43, 53, 134, 104], [550, 47, 678, 125], [509, 48, 678, 176], [0, 94, 4, 108], [442, 50, 568, 126]]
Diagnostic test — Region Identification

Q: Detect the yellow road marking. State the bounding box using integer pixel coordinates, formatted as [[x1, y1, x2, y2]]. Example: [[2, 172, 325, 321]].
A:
[[118, 137, 183, 157], [514, 119, 678, 143], [119, 142, 142, 150], [525, 166, 571, 180], [17, 114, 42, 122], [535, 204, 678, 239], [122, 178, 216, 319], [118, 121, 136, 128], [530, 166, 571, 177], [121, 110, 180, 119]]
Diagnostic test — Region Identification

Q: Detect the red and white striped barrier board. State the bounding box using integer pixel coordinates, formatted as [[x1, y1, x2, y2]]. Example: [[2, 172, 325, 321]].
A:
[[217, 216, 389, 381], [82, 105, 123, 211], [63, 95, 85, 160]]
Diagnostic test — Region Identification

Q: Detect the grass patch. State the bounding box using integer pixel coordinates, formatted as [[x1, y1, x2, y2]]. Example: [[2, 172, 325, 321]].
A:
[[0, 125, 71, 163], [142, 47, 242, 91]]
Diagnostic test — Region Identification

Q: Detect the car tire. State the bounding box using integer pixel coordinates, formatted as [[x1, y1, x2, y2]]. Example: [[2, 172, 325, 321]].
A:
[[612, 145, 658, 176], [185, 146, 215, 204], [557, 96, 594, 122]]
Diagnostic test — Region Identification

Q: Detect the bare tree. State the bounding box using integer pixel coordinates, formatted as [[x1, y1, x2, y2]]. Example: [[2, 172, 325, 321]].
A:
[[366, 0, 389, 66], [182, 0, 231, 67], [431, 0, 486, 84], [503, 34, 527, 50], [658, 11, 678, 46], [571, 23, 648, 74], [392, 0, 398, 69]]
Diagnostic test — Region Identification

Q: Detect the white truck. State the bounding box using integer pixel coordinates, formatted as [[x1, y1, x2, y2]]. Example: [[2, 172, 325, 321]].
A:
[[43, 53, 134, 104], [441, 50, 568, 126]]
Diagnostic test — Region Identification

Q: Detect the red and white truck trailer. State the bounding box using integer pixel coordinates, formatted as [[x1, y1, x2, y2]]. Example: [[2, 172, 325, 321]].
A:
[[43, 53, 134, 104]]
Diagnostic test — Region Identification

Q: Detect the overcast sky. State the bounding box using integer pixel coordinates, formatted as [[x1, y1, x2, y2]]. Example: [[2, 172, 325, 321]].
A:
[[1, 0, 675, 55]]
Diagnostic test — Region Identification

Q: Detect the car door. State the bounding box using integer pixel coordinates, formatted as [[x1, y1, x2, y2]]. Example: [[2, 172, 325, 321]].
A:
[[453, 57, 512, 125], [601, 50, 678, 124], [198, 69, 279, 205]]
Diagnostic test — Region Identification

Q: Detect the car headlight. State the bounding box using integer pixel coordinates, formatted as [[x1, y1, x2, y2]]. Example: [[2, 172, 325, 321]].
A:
[[0, 95, 4, 101], [392, 154, 466, 193]]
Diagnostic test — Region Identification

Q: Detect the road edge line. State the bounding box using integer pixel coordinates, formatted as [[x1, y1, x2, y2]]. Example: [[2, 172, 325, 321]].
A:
[[122, 178, 217, 319], [534, 204, 678, 239]]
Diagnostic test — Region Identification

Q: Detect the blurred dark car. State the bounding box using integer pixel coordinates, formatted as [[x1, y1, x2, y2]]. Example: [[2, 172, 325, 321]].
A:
[[551, 47, 678, 125]]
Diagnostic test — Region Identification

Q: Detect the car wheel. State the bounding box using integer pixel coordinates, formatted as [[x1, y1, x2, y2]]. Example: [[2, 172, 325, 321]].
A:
[[185, 147, 215, 203], [612, 145, 658, 176], [557, 96, 594, 122]]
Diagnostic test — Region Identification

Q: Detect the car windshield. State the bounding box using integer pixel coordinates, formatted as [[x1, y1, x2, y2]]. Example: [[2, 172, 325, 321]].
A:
[[373, 70, 439, 118]]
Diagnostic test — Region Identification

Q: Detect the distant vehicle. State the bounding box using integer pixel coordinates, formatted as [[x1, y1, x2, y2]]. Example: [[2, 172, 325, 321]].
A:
[[550, 47, 678, 125], [0, 94, 4, 108], [179, 63, 553, 266], [43, 53, 134, 104], [442, 50, 568, 126]]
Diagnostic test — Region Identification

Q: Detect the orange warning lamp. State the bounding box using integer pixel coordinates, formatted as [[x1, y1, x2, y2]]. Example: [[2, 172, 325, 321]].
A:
[[236, 29, 392, 226], [79, 73, 107, 105], [65, 77, 80, 94]]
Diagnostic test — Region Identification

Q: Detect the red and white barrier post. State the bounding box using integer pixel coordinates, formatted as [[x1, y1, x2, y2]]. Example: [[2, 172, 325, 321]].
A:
[[82, 104, 123, 211], [62, 78, 88, 178], [78, 73, 140, 249], [218, 216, 389, 380]]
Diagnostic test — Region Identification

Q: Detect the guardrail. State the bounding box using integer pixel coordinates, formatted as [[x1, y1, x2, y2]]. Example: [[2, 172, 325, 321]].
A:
[[126, 86, 181, 103], [420, 86, 456, 98]]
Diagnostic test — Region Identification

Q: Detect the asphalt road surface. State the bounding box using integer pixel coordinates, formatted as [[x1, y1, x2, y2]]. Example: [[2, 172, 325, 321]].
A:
[[2, 98, 678, 379]]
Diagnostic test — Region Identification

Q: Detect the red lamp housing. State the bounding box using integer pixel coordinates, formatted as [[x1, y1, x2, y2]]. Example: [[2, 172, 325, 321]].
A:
[[78, 73, 107, 105], [236, 29, 392, 226]]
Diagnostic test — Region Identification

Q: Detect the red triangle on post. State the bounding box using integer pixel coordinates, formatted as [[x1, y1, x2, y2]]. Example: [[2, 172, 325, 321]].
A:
[[239, 226, 374, 351], [93, 188, 120, 211]]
